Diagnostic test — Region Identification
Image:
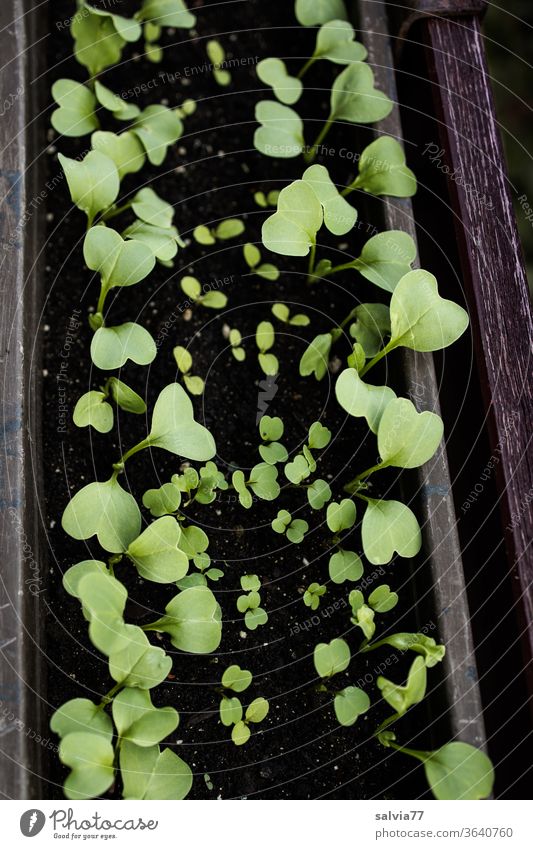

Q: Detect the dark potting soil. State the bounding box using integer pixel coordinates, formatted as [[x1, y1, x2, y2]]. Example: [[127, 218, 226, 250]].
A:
[[41, 0, 430, 799]]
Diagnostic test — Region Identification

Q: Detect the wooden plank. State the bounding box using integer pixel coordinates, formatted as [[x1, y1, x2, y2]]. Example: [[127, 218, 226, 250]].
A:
[[422, 15, 533, 699], [0, 0, 45, 799], [358, 0, 487, 749]]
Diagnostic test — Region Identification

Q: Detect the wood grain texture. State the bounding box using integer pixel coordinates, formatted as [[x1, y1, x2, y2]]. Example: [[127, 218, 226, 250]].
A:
[[359, 0, 487, 749], [424, 16, 533, 698], [0, 0, 45, 799]]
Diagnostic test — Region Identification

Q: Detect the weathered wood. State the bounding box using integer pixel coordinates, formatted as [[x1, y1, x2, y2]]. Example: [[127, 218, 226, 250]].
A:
[[388, 0, 486, 44], [0, 0, 46, 799], [420, 15, 533, 700], [358, 0, 487, 750]]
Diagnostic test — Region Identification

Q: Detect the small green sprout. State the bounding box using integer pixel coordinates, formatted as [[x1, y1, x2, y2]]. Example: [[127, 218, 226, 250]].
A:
[[120, 741, 192, 800], [298, 20, 367, 77], [349, 585, 399, 641], [262, 170, 354, 258], [143, 481, 182, 518], [326, 499, 356, 534], [112, 687, 179, 747], [243, 243, 280, 280], [254, 100, 305, 159], [143, 21, 163, 63], [58, 732, 115, 801], [303, 582, 326, 610], [51, 79, 99, 137], [256, 321, 278, 375], [136, 0, 196, 30], [254, 189, 280, 208], [307, 478, 332, 510], [232, 463, 280, 508], [378, 734, 494, 801], [258, 415, 287, 464], [271, 509, 308, 543], [193, 218, 244, 245], [125, 516, 189, 583], [180, 275, 228, 309], [227, 327, 246, 361], [344, 136, 417, 198], [329, 549, 363, 584], [295, 0, 348, 26], [306, 63, 392, 161], [336, 368, 396, 434], [236, 574, 268, 630], [378, 656, 427, 717], [173, 345, 205, 396], [257, 58, 302, 105], [299, 331, 336, 380], [335, 230, 417, 293], [175, 98, 196, 120], [94, 81, 140, 121], [73, 378, 146, 434], [313, 637, 350, 678], [361, 498, 422, 565], [334, 686, 370, 727], [231, 697, 269, 746], [91, 130, 145, 179], [349, 303, 391, 358], [59, 151, 119, 227], [222, 664, 253, 693], [71, 4, 142, 77], [131, 104, 183, 166], [363, 632, 445, 668], [206, 39, 231, 86], [145, 585, 222, 653], [271, 303, 309, 326]]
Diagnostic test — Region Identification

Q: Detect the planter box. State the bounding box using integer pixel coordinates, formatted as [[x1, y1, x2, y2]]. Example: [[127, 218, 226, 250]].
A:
[[2, 0, 520, 799]]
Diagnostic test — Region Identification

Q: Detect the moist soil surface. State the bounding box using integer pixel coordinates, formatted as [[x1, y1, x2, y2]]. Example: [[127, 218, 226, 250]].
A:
[[42, 0, 429, 799]]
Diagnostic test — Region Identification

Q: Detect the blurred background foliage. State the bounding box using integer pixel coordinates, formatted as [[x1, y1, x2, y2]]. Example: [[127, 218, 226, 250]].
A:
[[484, 1, 533, 287]]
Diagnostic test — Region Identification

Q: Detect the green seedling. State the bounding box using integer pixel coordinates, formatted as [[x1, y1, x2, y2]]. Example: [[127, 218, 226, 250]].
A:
[[91, 130, 146, 179], [257, 58, 302, 105], [51, 79, 99, 137], [120, 741, 193, 800], [232, 463, 280, 508], [180, 275, 228, 309], [227, 327, 246, 361], [362, 632, 445, 668], [343, 136, 417, 198], [298, 20, 367, 78], [254, 189, 280, 208], [136, 0, 197, 30], [314, 637, 350, 678], [143, 21, 163, 63], [303, 582, 326, 610], [349, 584, 399, 642], [131, 104, 184, 165], [262, 169, 355, 262], [193, 218, 245, 245], [254, 100, 305, 159], [71, 4, 142, 77], [236, 574, 268, 630], [94, 81, 141, 120], [59, 151, 119, 227], [349, 302, 391, 358], [378, 733, 494, 801], [305, 63, 392, 161], [258, 415, 288, 464], [207, 39, 231, 86], [230, 697, 269, 746], [145, 585, 222, 653], [271, 509, 308, 544], [295, 0, 348, 26], [256, 320, 279, 375], [173, 345, 205, 395], [243, 243, 280, 280], [73, 377, 146, 433], [271, 302, 310, 326], [377, 656, 427, 719], [175, 98, 197, 120]]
